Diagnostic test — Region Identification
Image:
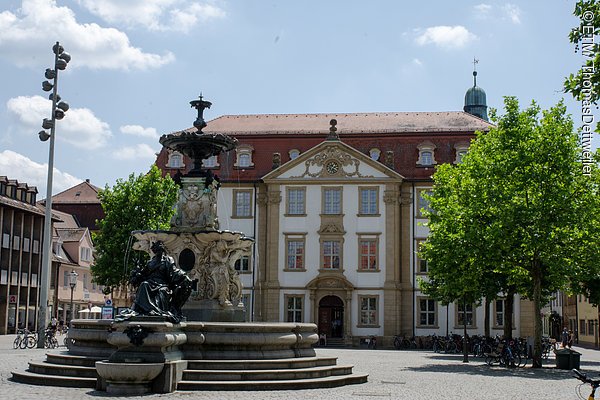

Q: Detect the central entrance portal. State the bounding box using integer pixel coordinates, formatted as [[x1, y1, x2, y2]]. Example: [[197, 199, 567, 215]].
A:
[[318, 295, 344, 339]]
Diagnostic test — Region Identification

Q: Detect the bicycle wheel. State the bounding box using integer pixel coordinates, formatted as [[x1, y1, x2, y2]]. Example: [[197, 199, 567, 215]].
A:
[[13, 337, 21, 349], [393, 337, 401, 350], [26, 335, 37, 349], [51, 337, 58, 348], [485, 355, 495, 366], [446, 341, 457, 354], [19, 336, 29, 349]]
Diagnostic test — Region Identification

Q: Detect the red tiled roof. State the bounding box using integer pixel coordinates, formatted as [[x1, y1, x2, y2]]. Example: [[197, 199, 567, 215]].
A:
[[47, 180, 101, 204], [180, 111, 492, 135]]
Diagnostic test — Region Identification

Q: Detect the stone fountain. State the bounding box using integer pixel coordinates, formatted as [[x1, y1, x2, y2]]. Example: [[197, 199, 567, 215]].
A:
[[11, 96, 367, 394]]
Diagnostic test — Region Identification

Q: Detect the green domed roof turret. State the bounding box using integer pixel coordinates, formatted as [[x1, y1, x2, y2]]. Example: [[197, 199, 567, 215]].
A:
[[464, 70, 488, 121]]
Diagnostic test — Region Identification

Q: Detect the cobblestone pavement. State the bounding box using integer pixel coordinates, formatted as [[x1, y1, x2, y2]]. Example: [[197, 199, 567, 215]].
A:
[[1, 334, 599, 400]]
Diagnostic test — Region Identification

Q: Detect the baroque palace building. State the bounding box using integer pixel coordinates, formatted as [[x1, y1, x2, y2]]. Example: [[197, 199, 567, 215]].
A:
[[155, 74, 534, 346]]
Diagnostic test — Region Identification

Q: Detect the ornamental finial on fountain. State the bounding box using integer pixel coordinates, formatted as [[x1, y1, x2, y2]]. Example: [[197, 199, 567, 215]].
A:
[[190, 94, 212, 131]]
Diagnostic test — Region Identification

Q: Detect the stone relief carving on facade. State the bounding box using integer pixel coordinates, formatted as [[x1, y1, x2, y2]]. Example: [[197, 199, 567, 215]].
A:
[[293, 145, 373, 179]]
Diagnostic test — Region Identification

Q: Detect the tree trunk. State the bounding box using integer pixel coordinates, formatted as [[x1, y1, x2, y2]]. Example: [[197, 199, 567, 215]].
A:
[[532, 258, 543, 368], [504, 289, 515, 340], [484, 297, 490, 338]]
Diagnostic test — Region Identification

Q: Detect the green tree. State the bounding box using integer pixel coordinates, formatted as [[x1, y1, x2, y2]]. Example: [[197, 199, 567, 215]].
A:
[[92, 165, 178, 290], [422, 97, 600, 368], [564, 0, 600, 108]]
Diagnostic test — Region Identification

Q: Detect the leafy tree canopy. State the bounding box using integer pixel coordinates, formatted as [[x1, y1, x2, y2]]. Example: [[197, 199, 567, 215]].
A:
[[422, 96, 600, 366], [92, 165, 178, 290]]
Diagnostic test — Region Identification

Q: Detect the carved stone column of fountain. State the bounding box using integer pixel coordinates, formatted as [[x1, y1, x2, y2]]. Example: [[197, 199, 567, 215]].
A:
[[132, 95, 254, 322]]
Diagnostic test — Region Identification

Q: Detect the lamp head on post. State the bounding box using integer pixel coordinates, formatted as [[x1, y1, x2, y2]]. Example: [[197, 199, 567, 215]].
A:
[[69, 270, 78, 290]]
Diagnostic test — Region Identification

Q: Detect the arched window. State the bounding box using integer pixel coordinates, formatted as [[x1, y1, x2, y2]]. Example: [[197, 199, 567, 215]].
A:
[[289, 149, 300, 160], [235, 145, 254, 168], [167, 152, 184, 168], [417, 142, 437, 166]]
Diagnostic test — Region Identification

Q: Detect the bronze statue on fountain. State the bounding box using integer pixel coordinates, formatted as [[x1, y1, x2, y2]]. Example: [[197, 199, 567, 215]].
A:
[[127, 241, 194, 323]]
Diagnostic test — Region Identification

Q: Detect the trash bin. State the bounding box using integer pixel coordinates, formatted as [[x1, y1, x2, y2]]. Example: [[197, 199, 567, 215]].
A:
[[554, 348, 581, 369]]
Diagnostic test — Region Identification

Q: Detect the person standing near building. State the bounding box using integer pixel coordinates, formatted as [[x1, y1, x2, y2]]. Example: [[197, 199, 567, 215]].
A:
[[561, 327, 569, 348]]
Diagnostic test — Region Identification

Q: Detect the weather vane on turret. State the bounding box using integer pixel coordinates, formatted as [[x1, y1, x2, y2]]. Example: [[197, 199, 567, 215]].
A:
[[472, 57, 479, 86]]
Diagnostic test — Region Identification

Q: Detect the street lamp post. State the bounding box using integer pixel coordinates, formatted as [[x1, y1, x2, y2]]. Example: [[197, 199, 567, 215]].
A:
[[36, 42, 71, 348], [68, 270, 78, 324]]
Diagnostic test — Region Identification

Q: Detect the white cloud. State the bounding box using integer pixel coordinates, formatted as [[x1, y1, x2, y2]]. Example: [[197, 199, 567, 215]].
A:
[[112, 143, 157, 160], [6, 95, 112, 149], [0, 150, 82, 196], [412, 58, 423, 66], [473, 3, 521, 24], [474, 3, 492, 15], [503, 4, 521, 24], [120, 125, 159, 139], [0, 0, 174, 70], [415, 26, 477, 50], [75, 0, 225, 32]]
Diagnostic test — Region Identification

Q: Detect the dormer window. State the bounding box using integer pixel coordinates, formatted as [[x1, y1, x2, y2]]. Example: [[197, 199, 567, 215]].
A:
[[289, 149, 300, 160], [235, 145, 254, 168], [202, 155, 219, 168], [454, 143, 470, 164], [417, 141, 437, 166], [167, 151, 184, 169], [369, 148, 381, 161]]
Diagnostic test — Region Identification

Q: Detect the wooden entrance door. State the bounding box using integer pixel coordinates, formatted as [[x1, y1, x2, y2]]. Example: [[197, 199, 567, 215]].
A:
[[318, 295, 344, 338]]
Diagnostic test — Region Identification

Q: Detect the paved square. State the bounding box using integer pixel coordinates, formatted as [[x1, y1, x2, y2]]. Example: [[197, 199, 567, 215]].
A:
[[1, 334, 599, 400]]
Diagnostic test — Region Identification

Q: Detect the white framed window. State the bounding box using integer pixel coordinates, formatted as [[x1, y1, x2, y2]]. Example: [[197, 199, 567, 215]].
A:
[[358, 187, 378, 215], [322, 240, 341, 269], [289, 149, 301, 160], [456, 302, 475, 327], [233, 190, 253, 218], [454, 143, 470, 164], [80, 247, 92, 262], [22, 237, 30, 252], [416, 240, 428, 274], [358, 237, 378, 271], [202, 155, 219, 168], [21, 272, 27, 286], [167, 151, 184, 168], [32, 239, 39, 254], [2, 233, 9, 249], [83, 273, 88, 290], [286, 187, 306, 215], [494, 299, 514, 328], [322, 187, 342, 215], [285, 237, 305, 270], [0, 270, 7, 284], [417, 141, 437, 166], [418, 297, 437, 327], [235, 145, 254, 168], [234, 256, 251, 273], [359, 296, 378, 326], [11, 271, 18, 285], [417, 189, 432, 217], [30, 273, 37, 288], [13, 236, 20, 250], [369, 148, 381, 161], [286, 295, 304, 322]]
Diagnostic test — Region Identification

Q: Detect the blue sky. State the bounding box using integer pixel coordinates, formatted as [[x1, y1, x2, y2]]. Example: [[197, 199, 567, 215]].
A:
[[0, 0, 596, 196]]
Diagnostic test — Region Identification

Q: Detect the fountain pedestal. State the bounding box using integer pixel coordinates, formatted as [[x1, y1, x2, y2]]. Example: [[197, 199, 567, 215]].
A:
[[96, 318, 189, 394]]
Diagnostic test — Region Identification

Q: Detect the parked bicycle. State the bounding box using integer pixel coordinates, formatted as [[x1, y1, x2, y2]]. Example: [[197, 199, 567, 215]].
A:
[[45, 328, 59, 348], [573, 369, 600, 400], [394, 335, 417, 350], [13, 328, 36, 349]]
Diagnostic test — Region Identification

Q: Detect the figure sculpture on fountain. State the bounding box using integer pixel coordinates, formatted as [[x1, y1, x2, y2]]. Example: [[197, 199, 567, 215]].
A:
[[128, 241, 194, 323]]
